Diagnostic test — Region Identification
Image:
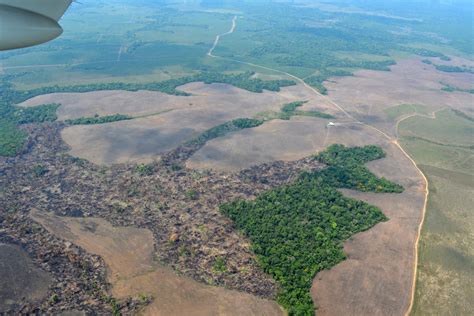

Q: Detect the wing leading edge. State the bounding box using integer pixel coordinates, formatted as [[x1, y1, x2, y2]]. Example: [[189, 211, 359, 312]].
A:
[[0, 0, 72, 21], [0, 0, 72, 51]]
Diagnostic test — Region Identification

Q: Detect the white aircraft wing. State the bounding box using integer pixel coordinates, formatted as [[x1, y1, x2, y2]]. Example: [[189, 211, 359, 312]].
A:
[[0, 0, 73, 50], [0, 0, 72, 21]]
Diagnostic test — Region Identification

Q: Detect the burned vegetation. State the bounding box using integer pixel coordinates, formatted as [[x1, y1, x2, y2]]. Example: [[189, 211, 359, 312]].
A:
[[0, 73, 403, 316], [0, 118, 403, 315]]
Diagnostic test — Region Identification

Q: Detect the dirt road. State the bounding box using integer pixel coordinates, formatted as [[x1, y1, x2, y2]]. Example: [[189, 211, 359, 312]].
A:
[[207, 16, 429, 316]]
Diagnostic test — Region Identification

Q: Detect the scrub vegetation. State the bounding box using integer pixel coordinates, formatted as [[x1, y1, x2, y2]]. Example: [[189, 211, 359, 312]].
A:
[[221, 145, 403, 315]]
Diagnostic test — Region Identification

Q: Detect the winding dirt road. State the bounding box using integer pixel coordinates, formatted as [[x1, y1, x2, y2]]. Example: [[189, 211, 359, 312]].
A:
[[207, 16, 429, 316], [208, 16, 237, 57]]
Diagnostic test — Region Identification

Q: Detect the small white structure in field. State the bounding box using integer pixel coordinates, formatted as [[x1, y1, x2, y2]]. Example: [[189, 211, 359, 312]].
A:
[[327, 122, 336, 127]]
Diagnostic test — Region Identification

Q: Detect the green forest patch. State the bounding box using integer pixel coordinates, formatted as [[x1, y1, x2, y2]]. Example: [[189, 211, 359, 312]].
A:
[[220, 144, 403, 315], [441, 83, 474, 95], [65, 114, 133, 126], [0, 102, 59, 156], [256, 101, 335, 121]]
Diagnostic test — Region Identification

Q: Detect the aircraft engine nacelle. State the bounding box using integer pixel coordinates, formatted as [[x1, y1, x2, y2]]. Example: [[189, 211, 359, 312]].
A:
[[0, 0, 72, 51]]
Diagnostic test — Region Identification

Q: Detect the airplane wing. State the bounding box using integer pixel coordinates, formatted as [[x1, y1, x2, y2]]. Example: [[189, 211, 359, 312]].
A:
[[0, 0, 72, 51], [0, 0, 72, 21]]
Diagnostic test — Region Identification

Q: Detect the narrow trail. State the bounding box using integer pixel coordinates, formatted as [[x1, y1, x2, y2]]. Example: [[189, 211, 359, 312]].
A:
[[208, 16, 237, 57], [117, 45, 125, 62], [207, 16, 430, 316]]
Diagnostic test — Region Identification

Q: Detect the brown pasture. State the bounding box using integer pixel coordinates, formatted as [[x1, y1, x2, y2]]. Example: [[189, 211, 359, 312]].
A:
[[324, 59, 473, 136], [22, 83, 336, 165], [21, 60, 470, 314], [187, 116, 332, 171], [30, 210, 284, 316]]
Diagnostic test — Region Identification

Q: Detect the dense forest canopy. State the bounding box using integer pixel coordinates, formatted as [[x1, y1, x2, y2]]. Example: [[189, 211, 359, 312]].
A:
[[221, 144, 404, 315]]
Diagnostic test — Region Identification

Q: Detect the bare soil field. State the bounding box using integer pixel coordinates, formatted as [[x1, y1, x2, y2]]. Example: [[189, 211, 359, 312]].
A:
[[22, 82, 336, 165], [324, 59, 473, 136], [0, 243, 52, 311], [31, 210, 284, 316], [187, 116, 331, 171], [188, 118, 382, 172]]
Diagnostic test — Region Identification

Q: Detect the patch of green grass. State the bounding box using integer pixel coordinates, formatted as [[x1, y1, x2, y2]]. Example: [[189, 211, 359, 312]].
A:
[[384, 104, 429, 120], [135, 164, 154, 176], [212, 257, 227, 274], [399, 111, 474, 315], [399, 109, 474, 147]]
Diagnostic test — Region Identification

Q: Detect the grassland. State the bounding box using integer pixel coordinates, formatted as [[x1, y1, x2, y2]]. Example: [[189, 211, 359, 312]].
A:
[[384, 104, 429, 120], [400, 109, 473, 147], [398, 109, 474, 315]]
